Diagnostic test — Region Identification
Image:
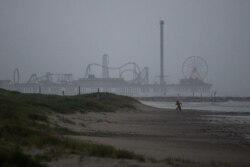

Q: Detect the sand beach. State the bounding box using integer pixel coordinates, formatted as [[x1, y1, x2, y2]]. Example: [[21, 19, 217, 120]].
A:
[[48, 103, 250, 167]]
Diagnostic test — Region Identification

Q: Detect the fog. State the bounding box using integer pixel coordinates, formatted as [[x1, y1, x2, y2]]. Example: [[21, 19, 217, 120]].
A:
[[0, 0, 250, 96]]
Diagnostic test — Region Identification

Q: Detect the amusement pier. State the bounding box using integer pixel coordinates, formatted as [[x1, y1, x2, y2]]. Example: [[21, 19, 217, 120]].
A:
[[0, 21, 212, 97]]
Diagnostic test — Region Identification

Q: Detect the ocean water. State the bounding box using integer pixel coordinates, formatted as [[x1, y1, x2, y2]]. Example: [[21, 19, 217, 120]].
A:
[[141, 100, 250, 124], [140, 101, 250, 113]]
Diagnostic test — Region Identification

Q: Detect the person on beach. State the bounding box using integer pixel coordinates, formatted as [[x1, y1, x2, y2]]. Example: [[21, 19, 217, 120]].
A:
[[176, 100, 182, 112]]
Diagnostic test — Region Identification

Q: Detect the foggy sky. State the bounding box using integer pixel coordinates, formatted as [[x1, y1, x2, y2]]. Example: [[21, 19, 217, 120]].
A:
[[0, 0, 250, 96]]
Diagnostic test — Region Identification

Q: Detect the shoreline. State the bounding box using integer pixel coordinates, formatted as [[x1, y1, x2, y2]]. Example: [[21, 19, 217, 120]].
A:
[[140, 100, 250, 113], [49, 103, 250, 167], [137, 96, 250, 102]]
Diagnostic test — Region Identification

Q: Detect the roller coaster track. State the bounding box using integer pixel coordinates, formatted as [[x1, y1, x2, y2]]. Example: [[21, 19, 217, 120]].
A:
[[84, 62, 141, 81], [27, 73, 73, 84], [27, 74, 38, 84]]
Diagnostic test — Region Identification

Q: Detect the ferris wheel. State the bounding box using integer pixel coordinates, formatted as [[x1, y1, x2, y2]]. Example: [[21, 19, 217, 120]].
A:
[[182, 56, 208, 81]]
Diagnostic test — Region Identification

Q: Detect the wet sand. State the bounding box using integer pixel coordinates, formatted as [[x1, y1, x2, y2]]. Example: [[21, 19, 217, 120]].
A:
[[49, 103, 250, 167]]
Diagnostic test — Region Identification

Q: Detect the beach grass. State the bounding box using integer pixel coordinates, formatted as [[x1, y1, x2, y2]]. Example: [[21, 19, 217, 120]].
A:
[[0, 88, 143, 165]]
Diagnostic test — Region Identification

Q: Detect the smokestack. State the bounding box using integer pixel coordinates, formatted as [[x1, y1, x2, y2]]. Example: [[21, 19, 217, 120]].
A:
[[160, 20, 165, 85]]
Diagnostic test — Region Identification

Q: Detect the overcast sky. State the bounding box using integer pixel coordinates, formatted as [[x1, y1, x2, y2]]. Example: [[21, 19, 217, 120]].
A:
[[0, 0, 250, 96]]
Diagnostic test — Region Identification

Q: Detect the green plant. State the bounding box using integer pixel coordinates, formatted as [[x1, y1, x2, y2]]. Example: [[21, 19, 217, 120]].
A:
[[0, 89, 143, 164]]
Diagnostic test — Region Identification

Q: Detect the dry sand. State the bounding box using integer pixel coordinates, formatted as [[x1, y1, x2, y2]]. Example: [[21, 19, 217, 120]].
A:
[[48, 103, 250, 167]]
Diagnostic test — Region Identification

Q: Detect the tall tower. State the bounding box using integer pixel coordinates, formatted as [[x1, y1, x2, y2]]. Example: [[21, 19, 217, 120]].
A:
[[160, 20, 165, 85]]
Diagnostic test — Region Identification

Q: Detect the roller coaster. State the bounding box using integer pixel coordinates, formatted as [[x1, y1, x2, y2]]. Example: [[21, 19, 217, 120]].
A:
[[84, 55, 149, 84], [15, 55, 149, 85], [27, 72, 73, 84]]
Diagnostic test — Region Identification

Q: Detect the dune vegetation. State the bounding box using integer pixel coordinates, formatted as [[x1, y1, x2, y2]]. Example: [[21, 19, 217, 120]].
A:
[[0, 88, 144, 166]]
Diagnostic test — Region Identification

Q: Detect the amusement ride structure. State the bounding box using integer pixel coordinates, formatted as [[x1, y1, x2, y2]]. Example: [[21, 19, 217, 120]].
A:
[[181, 56, 209, 85], [0, 21, 212, 96], [84, 55, 149, 85]]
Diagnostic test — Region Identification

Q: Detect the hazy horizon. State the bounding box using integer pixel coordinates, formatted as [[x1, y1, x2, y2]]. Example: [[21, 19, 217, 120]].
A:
[[1, 0, 250, 96]]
